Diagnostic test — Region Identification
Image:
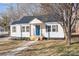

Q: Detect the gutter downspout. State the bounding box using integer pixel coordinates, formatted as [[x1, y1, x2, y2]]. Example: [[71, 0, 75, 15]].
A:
[[30, 24, 31, 37], [20, 25, 22, 40]]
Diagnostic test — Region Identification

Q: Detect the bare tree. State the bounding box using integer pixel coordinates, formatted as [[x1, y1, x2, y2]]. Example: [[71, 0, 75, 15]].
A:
[[16, 3, 42, 16], [60, 3, 79, 45], [0, 16, 10, 31], [0, 3, 43, 25], [40, 3, 79, 46]]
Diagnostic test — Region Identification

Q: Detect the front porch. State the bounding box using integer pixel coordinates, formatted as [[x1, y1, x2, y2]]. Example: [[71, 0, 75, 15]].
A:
[[29, 18, 45, 40], [29, 18, 45, 36]]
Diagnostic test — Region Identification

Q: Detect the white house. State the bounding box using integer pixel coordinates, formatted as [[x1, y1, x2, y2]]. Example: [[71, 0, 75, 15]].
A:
[[10, 15, 64, 38]]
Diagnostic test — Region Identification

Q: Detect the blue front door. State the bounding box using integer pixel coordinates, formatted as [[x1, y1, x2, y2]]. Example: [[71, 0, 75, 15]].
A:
[[36, 25, 40, 36]]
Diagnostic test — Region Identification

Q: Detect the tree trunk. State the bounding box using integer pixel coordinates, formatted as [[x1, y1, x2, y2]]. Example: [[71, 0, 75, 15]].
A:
[[67, 20, 71, 46], [62, 10, 68, 43], [67, 6, 72, 46]]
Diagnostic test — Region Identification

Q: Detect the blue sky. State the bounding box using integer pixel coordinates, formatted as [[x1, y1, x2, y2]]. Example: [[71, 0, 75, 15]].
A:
[[0, 4, 9, 12], [0, 4, 16, 13]]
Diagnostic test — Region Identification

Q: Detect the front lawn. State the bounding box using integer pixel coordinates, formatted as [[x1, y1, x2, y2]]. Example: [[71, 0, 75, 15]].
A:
[[0, 40, 23, 54], [16, 39, 79, 56]]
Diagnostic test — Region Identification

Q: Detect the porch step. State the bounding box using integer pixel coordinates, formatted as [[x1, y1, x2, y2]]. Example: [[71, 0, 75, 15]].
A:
[[36, 36, 44, 40], [30, 35, 44, 41]]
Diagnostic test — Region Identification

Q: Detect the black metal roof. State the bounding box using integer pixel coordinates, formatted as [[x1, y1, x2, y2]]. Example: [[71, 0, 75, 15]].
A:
[[12, 14, 63, 25]]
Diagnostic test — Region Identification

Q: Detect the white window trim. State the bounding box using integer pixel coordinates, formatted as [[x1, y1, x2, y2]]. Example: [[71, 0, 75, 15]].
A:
[[21, 26, 25, 32], [46, 25, 51, 32], [12, 26, 16, 32], [52, 25, 58, 32], [26, 26, 30, 32]]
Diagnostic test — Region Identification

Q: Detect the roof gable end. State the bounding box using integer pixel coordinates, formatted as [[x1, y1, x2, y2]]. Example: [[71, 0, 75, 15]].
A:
[[29, 18, 43, 24]]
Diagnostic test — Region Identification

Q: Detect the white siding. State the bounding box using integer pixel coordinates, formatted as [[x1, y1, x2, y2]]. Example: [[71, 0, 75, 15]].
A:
[[10, 24, 30, 37], [10, 22, 64, 38], [29, 18, 43, 24], [30, 24, 35, 36], [43, 22, 64, 38], [10, 25, 21, 37]]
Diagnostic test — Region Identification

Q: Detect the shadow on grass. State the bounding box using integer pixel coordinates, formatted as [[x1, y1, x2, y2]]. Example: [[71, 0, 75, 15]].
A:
[[44, 38, 65, 40], [71, 41, 79, 45], [26, 44, 64, 52]]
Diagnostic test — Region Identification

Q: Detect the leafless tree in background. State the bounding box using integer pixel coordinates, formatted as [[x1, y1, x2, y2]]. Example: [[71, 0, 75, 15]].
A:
[[40, 3, 79, 46], [0, 3, 42, 31]]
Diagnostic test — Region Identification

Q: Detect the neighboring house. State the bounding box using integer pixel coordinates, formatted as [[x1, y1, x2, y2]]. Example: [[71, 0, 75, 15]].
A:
[[10, 15, 64, 38], [0, 26, 4, 32], [0, 26, 8, 36]]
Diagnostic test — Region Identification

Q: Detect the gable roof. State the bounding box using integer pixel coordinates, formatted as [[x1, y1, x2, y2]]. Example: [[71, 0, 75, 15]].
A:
[[12, 14, 63, 25]]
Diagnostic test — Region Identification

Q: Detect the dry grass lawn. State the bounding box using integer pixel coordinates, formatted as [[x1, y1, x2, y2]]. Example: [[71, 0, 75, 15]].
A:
[[0, 37, 79, 56], [16, 39, 79, 56], [16, 40, 66, 56], [0, 40, 23, 54]]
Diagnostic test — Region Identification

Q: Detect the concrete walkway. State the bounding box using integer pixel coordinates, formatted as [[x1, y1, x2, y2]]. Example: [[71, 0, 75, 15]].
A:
[[1, 40, 38, 56]]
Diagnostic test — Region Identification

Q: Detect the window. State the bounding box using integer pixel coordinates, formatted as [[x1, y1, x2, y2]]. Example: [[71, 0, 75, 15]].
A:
[[52, 25, 58, 32], [12, 26, 16, 32], [21, 26, 25, 32], [46, 25, 51, 32], [26, 26, 30, 32]]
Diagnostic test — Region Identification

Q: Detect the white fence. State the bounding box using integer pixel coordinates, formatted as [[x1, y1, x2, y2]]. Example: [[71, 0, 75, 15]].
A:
[[0, 31, 8, 36]]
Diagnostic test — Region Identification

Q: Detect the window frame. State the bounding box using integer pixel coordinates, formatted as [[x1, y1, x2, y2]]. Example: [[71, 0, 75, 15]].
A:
[[21, 26, 25, 32], [12, 26, 16, 32], [52, 25, 58, 32], [26, 26, 30, 32], [46, 25, 51, 32]]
